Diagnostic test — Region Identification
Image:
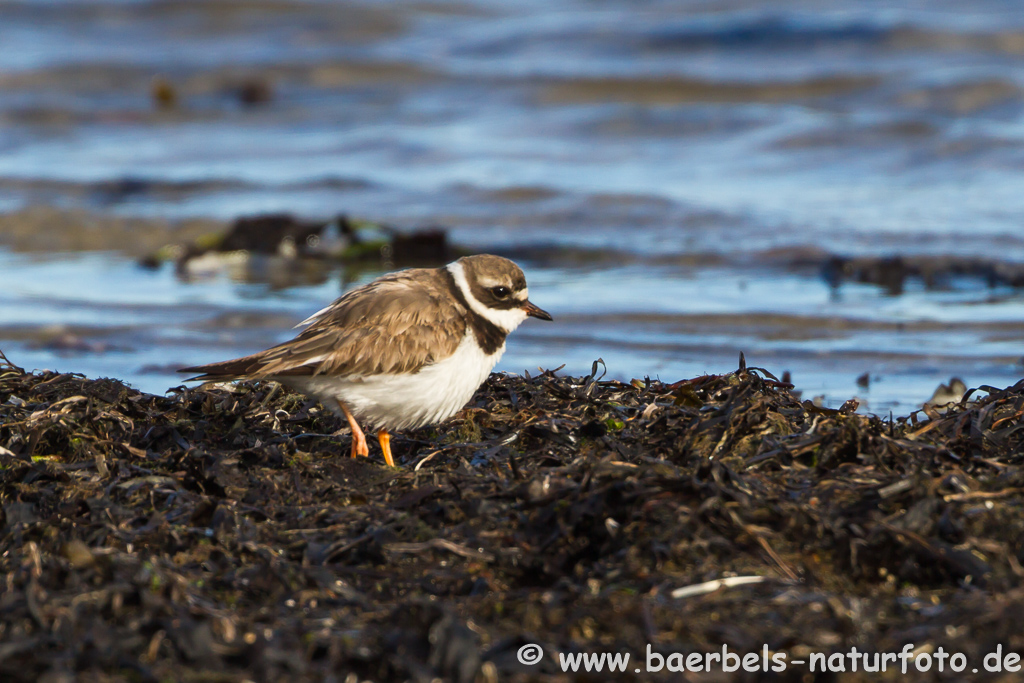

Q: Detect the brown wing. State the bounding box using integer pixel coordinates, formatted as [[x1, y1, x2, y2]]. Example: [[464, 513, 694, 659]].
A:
[[180, 268, 467, 381]]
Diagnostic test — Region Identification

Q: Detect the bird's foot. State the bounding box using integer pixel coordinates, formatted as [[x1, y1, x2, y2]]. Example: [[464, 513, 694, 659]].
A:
[[336, 398, 369, 459], [350, 433, 369, 459], [377, 429, 395, 467]]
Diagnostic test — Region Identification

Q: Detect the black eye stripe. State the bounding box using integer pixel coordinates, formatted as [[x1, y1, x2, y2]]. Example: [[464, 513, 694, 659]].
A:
[[465, 276, 522, 310]]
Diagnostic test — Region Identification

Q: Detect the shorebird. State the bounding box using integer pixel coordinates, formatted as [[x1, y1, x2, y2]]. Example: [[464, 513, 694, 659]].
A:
[[180, 254, 552, 466]]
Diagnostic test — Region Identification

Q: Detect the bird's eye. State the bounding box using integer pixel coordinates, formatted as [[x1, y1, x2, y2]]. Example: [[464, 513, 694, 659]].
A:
[[490, 286, 511, 299]]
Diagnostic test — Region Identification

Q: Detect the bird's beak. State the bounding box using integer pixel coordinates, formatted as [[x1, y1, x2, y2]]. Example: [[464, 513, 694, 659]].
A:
[[522, 300, 553, 321]]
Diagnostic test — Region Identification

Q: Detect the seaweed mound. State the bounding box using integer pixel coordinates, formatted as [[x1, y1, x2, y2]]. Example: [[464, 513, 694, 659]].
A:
[[2, 351, 1023, 681]]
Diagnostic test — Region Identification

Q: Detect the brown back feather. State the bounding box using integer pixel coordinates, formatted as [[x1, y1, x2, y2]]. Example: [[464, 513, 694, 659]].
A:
[[180, 267, 468, 381]]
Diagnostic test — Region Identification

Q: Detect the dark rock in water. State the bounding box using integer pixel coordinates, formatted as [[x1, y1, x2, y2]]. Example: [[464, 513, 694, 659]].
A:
[[819, 253, 1024, 293], [823, 254, 909, 295], [218, 213, 343, 255], [390, 227, 451, 265], [140, 212, 457, 281], [217, 213, 452, 263], [235, 79, 273, 106], [137, 252, 162, 269], [3, 347, 1024, 680]]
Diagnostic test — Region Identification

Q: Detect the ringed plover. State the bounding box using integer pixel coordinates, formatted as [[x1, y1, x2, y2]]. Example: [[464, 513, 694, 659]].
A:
[[179, 254, 552, 466]]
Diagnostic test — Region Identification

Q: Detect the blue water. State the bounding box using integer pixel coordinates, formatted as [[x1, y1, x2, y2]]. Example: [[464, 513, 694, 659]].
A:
[[2, 0, 1024, 412]]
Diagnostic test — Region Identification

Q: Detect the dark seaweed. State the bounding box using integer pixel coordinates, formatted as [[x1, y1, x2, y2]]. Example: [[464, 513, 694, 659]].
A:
[[2, 350, 1023, 682]]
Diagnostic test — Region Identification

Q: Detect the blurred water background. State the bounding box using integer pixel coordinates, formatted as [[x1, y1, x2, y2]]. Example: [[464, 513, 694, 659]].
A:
[[2, 0, 1024, 413]]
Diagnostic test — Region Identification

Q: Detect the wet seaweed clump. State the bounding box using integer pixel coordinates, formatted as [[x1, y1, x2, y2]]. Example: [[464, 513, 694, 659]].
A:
[[2, 350, 1024, 682], [819, 254, 1024, 295], [139, 213, 456, 280]]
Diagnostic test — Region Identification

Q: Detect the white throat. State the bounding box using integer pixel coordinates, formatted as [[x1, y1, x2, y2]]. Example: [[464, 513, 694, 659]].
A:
[[447, 261, 528, 333]]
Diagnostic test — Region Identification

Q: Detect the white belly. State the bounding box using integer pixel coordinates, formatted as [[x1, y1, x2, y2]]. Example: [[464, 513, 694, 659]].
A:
[[285, 332, 504, 431]]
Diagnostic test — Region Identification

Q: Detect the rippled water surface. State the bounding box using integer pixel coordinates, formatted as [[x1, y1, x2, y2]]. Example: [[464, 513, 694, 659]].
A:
[[3, 0, 1024, 411]]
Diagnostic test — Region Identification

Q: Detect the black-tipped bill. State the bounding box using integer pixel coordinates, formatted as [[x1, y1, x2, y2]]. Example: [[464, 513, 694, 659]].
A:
[[522, 300, 553, 321]]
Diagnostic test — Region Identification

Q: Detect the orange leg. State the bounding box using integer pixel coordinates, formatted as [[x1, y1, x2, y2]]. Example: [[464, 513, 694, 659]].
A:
[[377, 428, 395, 467], [336, 399, 368, 459]]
